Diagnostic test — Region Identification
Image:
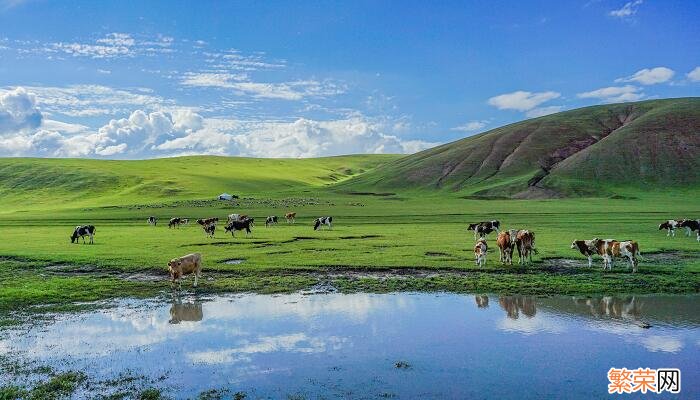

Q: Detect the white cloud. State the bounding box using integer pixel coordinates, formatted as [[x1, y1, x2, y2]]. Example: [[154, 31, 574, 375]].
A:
[[451, 120, 488, 132], [487, 90, 561, 111], [0, 87, 42, 134], [687, 66, 700, 82], [577, 85, 644, 103], [616, 67, 674, 85], [181, 72, 345, 100], [609, 0, 643, 18], [525, 105, 564, 118]]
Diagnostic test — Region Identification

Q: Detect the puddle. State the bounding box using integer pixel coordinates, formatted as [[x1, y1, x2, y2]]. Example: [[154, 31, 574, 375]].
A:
[[223, 259, 245, 265], [1, 293, 698, 398]]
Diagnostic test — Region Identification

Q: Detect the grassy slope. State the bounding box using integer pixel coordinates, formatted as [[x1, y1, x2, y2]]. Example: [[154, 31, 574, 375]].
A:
[[339, 98, 700, 198], [0, 154, 399, 212]]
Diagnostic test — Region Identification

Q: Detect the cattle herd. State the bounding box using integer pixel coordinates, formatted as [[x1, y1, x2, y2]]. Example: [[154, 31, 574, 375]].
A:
[[68, 214, 700, 288]]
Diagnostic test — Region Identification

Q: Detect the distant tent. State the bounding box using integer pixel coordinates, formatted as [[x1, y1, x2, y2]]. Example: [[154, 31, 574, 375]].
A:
[[218, 193, 234, 200]]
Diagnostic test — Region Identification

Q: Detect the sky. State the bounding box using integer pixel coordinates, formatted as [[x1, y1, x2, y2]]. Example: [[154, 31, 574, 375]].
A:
[[0, 0, 698, 159]]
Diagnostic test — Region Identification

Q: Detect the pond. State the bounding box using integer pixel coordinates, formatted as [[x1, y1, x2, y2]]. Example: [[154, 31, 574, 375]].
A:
[[1, 292, 698, 399]]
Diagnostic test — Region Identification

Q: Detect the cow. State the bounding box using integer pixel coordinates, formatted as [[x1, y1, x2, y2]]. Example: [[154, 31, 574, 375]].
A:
[[679, 219, 700, 241], [313, 216, 333, 230], [468, 220, 501, 239], [514, 230, 535, 265], [167, 253, 202, 288], [570, 239, 599, 267], [228, 214, 242, 223], [71, 225, 95, 244], [147, 216, 157, 226], [474, 238, 488, 267], [168, 217, 183, 229], [265, 216, 278, 227], [202, 223, 216, 238], [607, 240, 641, 272], [225, 218, 253, 237], [285, 212, 297, 224], [181, 218, 189, 225], [197, 217, 219, 226], [496, 230, 515, 265], [658, 219, 682, 237]]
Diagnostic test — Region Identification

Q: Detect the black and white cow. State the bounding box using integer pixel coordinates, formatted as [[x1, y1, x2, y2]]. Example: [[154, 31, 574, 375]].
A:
[[313, 216, 333, 231], [169, 217, 183, 229], [468, 220, 500, 239], [225, 219, 253, 237], [71, 225, 96, 244], [202, 223, 216, 238], [658, 219, 682, 237], [147, 216, 157, 226], [679, 219, 700, 241], [265, 216, 278, 227]]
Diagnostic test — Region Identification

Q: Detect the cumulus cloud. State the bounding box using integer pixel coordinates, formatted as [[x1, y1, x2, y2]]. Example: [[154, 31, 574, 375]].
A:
[[577, 85, 644, 103], [487, 90, 560, 111], [687, 66, 700, 82], [451, 120, 488, 132], [525, 105, 564, 118], [0, 87, 42, 134], [616, 67, 674, 85], [609, 0, 643, 18]]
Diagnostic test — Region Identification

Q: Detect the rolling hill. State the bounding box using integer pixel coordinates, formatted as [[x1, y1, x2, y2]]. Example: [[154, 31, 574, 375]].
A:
[[340, 98, 700, 198], [0, 155, 399, 211]]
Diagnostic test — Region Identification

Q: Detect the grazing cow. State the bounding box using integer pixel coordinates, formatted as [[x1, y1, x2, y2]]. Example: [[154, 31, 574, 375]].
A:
[[313, 216, 333, 230], [71, 225, 95, 244], [181, 218, 189, 225], [679, 219, 700, 241], [474, 238, 488, 267], [167, 253, 202, 288], [197, 217, 219, 226], [570, 239, 599, 267], [265, 216, 278, 227], [607, 240, 641, 272], [514, 230, 535, 265], [224, 219, 253, 237], [169, 217, 183, 229], [658, 219, 682, 237], [468, 220, 501, 239], [285, 212, 297, 224], [202, 223, 216, 238], [147, 216, 157, 226], [496, 230, 515, 265]]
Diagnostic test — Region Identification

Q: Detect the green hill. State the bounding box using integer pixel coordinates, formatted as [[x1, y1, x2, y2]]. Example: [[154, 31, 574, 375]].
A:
[[0, 155, 399, 211], [340, 98, 700, 198]]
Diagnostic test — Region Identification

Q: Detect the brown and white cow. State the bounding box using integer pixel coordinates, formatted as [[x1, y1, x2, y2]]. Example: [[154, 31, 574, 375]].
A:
[[496, 230, 515, 265], [285, 212, 297, 224], [474, 238, 488, 267], [167, 253, 202, 288], [570, 239, 598, 267], [607, 240, 641, 272], [514, 230, 535, 265]]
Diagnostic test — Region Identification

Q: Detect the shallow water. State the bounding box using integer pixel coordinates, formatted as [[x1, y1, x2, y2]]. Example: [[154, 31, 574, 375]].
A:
[[1, 292, 698, 399]]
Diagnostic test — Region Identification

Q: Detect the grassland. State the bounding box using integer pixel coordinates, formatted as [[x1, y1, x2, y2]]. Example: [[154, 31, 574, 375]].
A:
[[0, 160, 698, 317]]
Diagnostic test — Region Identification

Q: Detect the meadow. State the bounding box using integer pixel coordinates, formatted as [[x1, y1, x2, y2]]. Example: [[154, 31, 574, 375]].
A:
[[0, 156, 699, 317]]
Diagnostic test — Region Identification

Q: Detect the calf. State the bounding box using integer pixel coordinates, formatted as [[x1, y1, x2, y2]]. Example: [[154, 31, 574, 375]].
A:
[[224, 219, 253, 237], [570, 239, 598, 267], [658, 219, 682, 237], [496, 230, 515, 265], [147, 216, 157, 226], [71, 225, 95, 244], [169, 217, 183, 229], [313, 216, 333, 230], [468, 220, 501, 239], [285, 212, 297, 224], [679, 219, 700, 241], [167, 253, 202, 288], [474, 239, 488, 267], [202, 223, 216, 238], [514, 230, 535, 265], [265, 216, 278, 227]]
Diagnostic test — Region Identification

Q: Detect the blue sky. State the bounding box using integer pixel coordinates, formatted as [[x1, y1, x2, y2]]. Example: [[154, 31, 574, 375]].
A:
[[0, 0, 698, 158]]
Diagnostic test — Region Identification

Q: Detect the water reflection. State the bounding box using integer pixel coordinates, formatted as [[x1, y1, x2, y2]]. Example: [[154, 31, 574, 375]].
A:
[[0, 293, 697, 399]]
